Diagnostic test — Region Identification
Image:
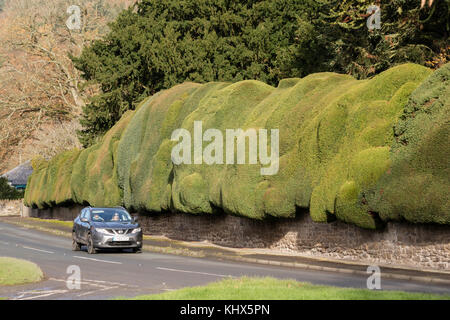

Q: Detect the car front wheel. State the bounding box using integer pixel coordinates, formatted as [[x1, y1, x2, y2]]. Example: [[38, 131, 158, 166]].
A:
[[87, 234, 97, 254], [72, 233, 81, 251], [133, 247, 142, 253]]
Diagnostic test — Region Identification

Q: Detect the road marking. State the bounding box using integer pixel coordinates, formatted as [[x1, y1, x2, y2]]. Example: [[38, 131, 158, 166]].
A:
[[53, 277, 137, 288], [73, 255, 122, 264], [22, 246, 54, 254], [48, 277, 135, 298], [82, 278, 139, 287], [77, 286, 120, 297], [50, 277, 138, 288], [13, 289, 68, 300], [0, 240, 9, 245], [50, 277, 112, 288], [156, 267, 231, 278]]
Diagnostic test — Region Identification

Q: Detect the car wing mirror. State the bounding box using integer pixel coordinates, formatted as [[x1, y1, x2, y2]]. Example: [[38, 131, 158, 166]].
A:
[[133, 216, 139, 223]]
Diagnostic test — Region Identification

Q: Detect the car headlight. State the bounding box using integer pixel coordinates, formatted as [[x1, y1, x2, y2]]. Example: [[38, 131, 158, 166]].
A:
[[132, 227, 141, 234], [96, 228, 110, 234]]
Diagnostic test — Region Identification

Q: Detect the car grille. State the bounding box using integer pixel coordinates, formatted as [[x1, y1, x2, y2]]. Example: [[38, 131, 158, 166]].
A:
[[107, 241, 133, 246], [106, 229, 133, 234]]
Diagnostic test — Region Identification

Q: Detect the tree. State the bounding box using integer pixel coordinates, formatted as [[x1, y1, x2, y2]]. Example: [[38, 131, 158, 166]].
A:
[[74, 0, 449, 145], [72, 0, 322, 146], [0, 177, 23, 200], [0, 0, 132, 172], [294, 0, 449, 79]]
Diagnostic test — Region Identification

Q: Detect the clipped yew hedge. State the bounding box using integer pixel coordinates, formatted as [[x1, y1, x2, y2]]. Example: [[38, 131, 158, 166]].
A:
[[24, 63, 449, 229], [366, 63, 449, 224]]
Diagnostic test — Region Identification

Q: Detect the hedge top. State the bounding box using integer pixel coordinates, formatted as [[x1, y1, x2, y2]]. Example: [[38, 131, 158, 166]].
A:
[[24, 63, 449, 229]]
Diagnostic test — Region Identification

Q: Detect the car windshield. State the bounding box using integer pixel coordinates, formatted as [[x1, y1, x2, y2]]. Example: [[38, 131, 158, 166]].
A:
[[90, 209, 132, 223]]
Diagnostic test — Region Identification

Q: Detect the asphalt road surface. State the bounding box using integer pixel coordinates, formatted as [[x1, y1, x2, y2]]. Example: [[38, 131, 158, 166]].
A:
[[0, 221, 448, 300]]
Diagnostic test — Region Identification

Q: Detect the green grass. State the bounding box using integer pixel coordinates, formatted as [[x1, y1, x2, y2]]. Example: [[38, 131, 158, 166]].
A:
[[27, 217, 73, 228], [0, 257, 43, 286], [126, 277, 450, 300]]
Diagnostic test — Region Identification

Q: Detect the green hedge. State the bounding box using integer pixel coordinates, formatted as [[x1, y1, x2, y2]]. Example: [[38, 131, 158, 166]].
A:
[[24, 63, 449, 229], [366, 63, 450, 224], [24, 150, 80, 207]]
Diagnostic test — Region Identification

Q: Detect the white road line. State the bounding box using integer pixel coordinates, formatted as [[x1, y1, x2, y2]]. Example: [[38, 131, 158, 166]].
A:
[[156, 267, 231, 278], [50, 277, 137, 288], [0, 240, 9, 245], [49, 278, 111, 289], [82, 278, 139, 288], [77, 286, 120, 297], [73, 255, 122, 264], [22, 246, 54, 254], [47, 277, 133, 297], [14, 290, 68, 300]]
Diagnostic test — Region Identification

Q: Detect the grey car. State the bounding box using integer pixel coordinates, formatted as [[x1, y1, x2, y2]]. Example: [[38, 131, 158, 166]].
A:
[[72, 207, 143, 254]]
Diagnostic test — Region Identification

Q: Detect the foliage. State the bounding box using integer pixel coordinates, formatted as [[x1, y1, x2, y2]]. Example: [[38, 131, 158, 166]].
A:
[[72, 0, 323, 146], [366, 63, 450, 223], [294, 0, 449, 79], [0, 177, 23, 200], [25, 149, 80, 208], [71, 110, 135, 207], [25, 63, 449, 229], [73, 0, 449, 144], [0, 0, 133, 172]]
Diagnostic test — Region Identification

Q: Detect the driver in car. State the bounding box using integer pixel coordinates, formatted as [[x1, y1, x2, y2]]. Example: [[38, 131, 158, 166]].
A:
[[111, 212, 120, 222], [92, 214, 104, 221]]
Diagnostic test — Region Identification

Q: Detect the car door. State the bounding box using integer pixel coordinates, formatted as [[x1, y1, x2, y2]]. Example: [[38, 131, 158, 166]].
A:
[[80, 209, 91, 243], [73, 211, 82, 240]]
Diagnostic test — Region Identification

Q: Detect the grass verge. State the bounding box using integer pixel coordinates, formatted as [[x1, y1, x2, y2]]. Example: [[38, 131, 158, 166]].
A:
[[126, 277, 450, 300], [0, 257, 44, 286], [27, 217, 73, 228]]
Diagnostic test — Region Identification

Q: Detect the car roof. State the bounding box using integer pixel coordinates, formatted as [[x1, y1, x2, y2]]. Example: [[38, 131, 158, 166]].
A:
[[85, 206, 127, 210]]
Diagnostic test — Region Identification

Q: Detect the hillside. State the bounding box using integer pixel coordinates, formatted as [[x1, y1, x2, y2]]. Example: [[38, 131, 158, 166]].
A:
[[24, 63, 449, 229]]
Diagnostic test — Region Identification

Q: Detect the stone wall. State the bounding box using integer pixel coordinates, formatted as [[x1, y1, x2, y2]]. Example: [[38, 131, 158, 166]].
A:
[[0, 200, 22, 217], [137, 211, 450, 270], [26, 205, 450, 271], [26, 204, 84, 221]]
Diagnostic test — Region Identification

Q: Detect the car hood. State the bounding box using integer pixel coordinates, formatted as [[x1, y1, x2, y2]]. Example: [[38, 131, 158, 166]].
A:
[[91, 221, 139, 229]]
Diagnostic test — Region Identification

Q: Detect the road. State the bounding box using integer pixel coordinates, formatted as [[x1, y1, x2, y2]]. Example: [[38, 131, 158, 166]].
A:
[[0, 221, 448, 299]]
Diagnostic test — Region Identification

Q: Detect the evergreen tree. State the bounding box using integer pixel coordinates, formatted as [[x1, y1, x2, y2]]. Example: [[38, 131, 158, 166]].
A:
[[0, 177, 23, 200], [294, 0, 449, 79], [74, 0, 448, 145], [72, 0, 321, 146]]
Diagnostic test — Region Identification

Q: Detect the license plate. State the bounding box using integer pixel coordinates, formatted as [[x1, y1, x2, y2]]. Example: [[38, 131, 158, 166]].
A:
[[113, 235, 129, 242]]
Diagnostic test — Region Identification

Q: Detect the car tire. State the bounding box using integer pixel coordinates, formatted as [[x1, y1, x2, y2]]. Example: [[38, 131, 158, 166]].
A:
[[72, 233, 81, 251], [133, 247, 142, 253], [87, 234, 97, 254]]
